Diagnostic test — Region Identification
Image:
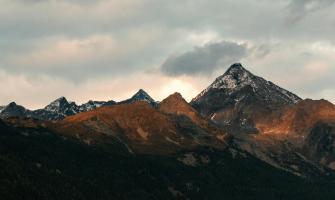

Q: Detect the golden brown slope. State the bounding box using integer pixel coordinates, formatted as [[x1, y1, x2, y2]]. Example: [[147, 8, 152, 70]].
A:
[[158, 92, 203, 123], [255, 99, 335, 137], [52, 101, 227, 154], [158, 92, 231, 143]]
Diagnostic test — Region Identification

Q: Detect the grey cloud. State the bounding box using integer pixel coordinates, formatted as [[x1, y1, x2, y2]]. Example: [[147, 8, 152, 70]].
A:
[[286, 0, 335, 24], [250, 44, 273, 59], [0, 0, 335, 104], [1, 0, 334, 42], [160, 41, 248, 76], [15, 0, 103, 4], [0, 29, 182, 81]]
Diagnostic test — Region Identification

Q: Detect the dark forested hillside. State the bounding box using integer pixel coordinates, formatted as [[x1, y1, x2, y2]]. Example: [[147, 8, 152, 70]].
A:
[[1, 119, 335, 200]]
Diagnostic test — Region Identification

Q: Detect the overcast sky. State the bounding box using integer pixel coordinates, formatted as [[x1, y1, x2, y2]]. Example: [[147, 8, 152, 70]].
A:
[[0, 0, 335, 109]]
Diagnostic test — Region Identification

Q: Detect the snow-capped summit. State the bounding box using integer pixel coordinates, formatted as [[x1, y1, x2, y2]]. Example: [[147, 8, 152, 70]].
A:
[[32, 97, 116, 121], [208, 63, 256, 91], [193, 63, 301, 104], [78, 100, 106, 112], [28, 97, 80, 120], [191, 63, 302, 133], [119, 89, 157, 107], [44, 97, 71, 112], [226, 63, 247, 74], [0, 97, 117, 121]]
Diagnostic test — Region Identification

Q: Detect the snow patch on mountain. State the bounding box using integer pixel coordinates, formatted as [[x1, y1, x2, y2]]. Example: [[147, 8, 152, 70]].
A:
[[210, 64, 256, 90], [79, 101, 105, 112], [118, 89, 157, 107], [0, 90, 155, 120], [0, 97, 112, 121], [194, 63, 301, 104], [44, 97, 72, 113]]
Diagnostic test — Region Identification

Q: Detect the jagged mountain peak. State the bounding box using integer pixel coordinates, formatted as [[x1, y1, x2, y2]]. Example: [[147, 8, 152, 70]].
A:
[[0, 102, 29, 118], [4, 102, 27, 111], [207, 63, 256, 91], [7, 102, 18, 107], [45, 97, 70, 111], [137, 88, 146, 93], [226, 63, 248, 73], [132, 89, 154, 101], [193, 63, 301, 105], [47, 96, 69, 106], [78, 100, 106, 112], [55, 96, 67, 102], [191, 63, 302, 132], [0, 96, 117, 121], [42, 96, 80, 118], [118, 89, 157, 106]]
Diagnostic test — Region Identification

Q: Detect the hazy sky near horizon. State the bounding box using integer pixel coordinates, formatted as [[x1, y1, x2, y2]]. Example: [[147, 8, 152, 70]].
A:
[[1, 0, 335, 109]]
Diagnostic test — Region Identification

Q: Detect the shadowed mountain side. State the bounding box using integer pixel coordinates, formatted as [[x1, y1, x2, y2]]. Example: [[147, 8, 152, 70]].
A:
[[1, 119, 335, 200], [303, 122, 335, 169]]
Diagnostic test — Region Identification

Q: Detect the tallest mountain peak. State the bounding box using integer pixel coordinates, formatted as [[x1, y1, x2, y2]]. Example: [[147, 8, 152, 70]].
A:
[[192, 63, 301, 116], [208, 63, 255, 91], [225, 63, 251, 76], [227, 63, 245, 70]]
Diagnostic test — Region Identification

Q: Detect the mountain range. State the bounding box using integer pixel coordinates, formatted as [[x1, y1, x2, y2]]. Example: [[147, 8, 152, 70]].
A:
[[1, 63, 335, 200], [0, 89, 156, 120]]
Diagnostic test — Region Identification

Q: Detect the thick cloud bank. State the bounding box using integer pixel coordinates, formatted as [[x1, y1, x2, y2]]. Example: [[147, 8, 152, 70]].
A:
[[0, 0, 335, 107]]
